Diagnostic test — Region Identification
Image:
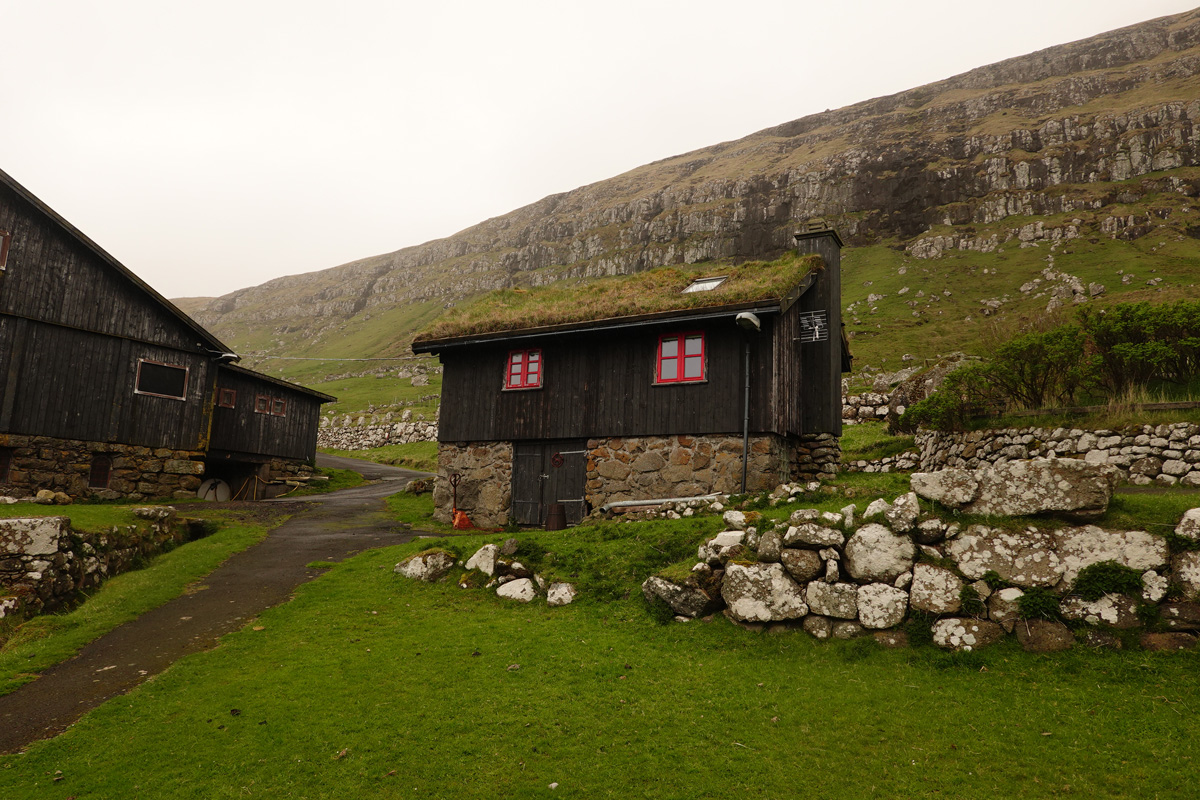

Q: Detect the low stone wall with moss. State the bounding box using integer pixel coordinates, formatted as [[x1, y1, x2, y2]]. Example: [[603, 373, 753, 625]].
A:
[[0, 508, 205, 620], [916, 422, 1200, 486]]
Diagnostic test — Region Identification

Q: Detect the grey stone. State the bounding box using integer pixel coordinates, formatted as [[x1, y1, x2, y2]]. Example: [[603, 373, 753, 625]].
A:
[[465, 544, 499, 576], [1060, 594, 1140, 628], [909, 563, 963, 614], [1175, 509, 1200, 541], [844, 523, 916, 582], [831, 620, 864, 639], [931, 618, 1006, 651], [782, 523, 844, 548], [546, 582, 578, 607], [394, 550, 457, 583], [857, 583, 909, 629], [1015, 619, 1074, 652], [987, 587, 1025, 632], [641, 575, 722, 619], [497, 578, 537, 602], [946, 525, 1062, 587], [757, 530, 782, 563], [1053, 526, 1169, 587], [806, 582, 859, 619], [803, 615, 832, 640], [779, 548, 823, 582], [722, 563, 808, 623], [1160, 602, 1200, 631], [913, 458, 1117, 518], [884, 492, 921, 533], [1171, 552, 1200, 600]]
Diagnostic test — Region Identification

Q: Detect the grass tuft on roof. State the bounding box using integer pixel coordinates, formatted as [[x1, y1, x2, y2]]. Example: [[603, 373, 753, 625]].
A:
[[414, 252, 819, 343]]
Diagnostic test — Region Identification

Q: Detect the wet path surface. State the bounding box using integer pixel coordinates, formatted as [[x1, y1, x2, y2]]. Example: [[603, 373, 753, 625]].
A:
[[0, 456, 429, 754]]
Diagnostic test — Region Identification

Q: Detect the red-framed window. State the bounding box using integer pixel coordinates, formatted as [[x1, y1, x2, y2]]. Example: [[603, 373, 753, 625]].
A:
[[217, 388, 237, 408], [254, 394, 272, 414], [656, 332, 705, 383], [271, 398, 287, 417], [504, 349, 542, 390]]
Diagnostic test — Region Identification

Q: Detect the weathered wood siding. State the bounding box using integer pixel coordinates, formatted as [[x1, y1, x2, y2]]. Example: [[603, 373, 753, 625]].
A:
[[795, 234, 843, 436], [0, 315, 213, 449], [208, 367, 323, 461], [0, 181, 201, 350], [437, 318, 777, 443]]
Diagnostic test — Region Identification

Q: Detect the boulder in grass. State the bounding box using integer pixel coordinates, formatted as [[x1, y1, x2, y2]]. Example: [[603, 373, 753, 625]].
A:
[[931, 618, 1005, 652], [547, 582, 578, 607], [394, 549, 457, 583], [641, 575, 722, 619], [497, 578, 537, 602], [465, 544, 499, 576]]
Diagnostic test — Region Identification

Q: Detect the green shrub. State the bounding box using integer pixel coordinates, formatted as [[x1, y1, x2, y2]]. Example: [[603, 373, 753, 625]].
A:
[[1017, 587, 1060, 620], [959, 584, 986, 616], [1072, 560, 1143, 601]]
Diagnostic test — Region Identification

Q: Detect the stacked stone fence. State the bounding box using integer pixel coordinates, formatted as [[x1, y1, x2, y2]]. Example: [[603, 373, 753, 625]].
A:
[[842, 392, 894, 424], [317, 420, 439, 451], [917, 422, 1200, 486], [0, 508, 208, 621]]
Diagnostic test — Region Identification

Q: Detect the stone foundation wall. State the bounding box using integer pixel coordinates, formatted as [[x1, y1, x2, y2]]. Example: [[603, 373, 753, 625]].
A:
[[917, 423, 1200, 486], [789, 433, 841, 482], [0, 433, 205, 502], [317, 420, 438, 451], [586, 435, 790, 506], [0, 508, 199, 620], [433, 442, 513, 528]]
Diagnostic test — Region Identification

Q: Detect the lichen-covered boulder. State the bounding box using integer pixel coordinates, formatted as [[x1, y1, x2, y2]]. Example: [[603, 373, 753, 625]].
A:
[[1015, 619, 1074, 653], [547, 582, 578, 607], [0, 517, 69, 556], [757, 530, 782, 563], [782, 523, 844, 548], [1160, 602, 1200, 631], [931, 618, 1005, 651], [394, 549, 457, 583], [1172, 551, 1200, 600], [806, 582, 858, 619], [844, 524, 916, 582], [913, 458, 1117, 518], [987, 587, 1024, 632], [780, 548, 823, 582], [803, 615, 832, 640], [884, 492, 921, 533], [946, 525, 1062, 587], [465, 543, 499, 576], [641, 575, 722, 619], [1060, 594, 1140, 628], [497, 578, 537, 602], [1053, 526, 1169, 587], [832, 620, 864, 639], [1175, 509, 1200, 541], [698, 531, 746, 565], [909, 563, 963, 614], [722, 563, 808, 623], [857, 583, 909, 629]]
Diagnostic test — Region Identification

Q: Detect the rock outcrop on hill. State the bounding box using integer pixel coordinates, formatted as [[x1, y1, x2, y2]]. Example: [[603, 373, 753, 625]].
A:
[[185, 9, 1200, 363]]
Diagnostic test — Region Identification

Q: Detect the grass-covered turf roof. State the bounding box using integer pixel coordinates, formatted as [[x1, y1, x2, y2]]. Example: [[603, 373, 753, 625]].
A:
[[413, 252, 819, 344]]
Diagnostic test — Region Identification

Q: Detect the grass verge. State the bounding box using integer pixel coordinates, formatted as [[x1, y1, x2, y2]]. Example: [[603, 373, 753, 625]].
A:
[[320, 442, 438, 473]]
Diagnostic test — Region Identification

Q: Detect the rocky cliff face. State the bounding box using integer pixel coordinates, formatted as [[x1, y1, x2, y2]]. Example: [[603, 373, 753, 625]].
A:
[[188, 8, 1200, 353]]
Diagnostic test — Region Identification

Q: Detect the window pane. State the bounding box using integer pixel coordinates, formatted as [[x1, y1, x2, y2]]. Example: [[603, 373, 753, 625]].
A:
[[660, 338, 678, 357], [510, 352, 523, 364], [683, 356, 703, 379], [660, 359, 678, 380], [684, 336, 703, 356], [137, 361, 188, 398], [528, 351, 539, 363]]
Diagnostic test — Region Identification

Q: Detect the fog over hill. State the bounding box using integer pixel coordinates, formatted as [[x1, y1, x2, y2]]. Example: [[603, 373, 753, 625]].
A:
[[181, 7, 1200, 383]]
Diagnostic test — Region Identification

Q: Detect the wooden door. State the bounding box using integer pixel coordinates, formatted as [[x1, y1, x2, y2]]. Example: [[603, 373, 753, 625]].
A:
[[510, 440, 588, 526]]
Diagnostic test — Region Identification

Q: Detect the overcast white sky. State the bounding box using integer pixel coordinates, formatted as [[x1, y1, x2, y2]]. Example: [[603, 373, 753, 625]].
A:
[[2, 1, 1196, 299]]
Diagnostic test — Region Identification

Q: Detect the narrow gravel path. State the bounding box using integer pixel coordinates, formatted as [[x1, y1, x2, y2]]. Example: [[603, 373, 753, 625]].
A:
[[0, 456, 429, 753]]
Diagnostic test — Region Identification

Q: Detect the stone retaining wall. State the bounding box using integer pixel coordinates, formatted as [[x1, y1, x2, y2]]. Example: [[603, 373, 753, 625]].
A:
[[917, 422, 1200, 486], [0, 508, 200, 620], [842, 392, 894, 424], [433, 442, 514, 528], [317, 420, 438, 451], [0, 433, 205, 502]]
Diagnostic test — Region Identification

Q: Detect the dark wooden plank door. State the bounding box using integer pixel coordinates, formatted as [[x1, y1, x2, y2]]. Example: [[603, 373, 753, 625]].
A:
[[511, 440, 588, 526]]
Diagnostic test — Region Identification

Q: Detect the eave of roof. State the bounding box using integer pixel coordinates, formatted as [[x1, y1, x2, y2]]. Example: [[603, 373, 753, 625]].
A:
[[0, 166, 232, 354], [413, 299, 781, 352], [219, 363, 337, 403]]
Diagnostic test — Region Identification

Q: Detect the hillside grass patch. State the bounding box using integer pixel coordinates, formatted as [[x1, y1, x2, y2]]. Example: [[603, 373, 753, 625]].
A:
[[321, 441, 438, 473]]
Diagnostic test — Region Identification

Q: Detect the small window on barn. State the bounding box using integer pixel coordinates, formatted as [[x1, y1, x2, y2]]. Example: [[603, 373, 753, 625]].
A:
[[254, 395, 272, 414], [656, 333, 705, 383], [504, 349, 542, 390], [217, 388, 237, 408], [0, 447, 13, 483], [271, 398, 287, 417], [681, 275, 727, 293], [89, 454, 112, 489], [0, 230, 11, 272], [135, 359, 189, 400]]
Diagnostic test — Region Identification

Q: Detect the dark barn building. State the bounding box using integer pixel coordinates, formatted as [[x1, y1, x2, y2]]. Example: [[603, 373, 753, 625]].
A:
[[413, 223, 850, 527], [0, 168, 331, 501]]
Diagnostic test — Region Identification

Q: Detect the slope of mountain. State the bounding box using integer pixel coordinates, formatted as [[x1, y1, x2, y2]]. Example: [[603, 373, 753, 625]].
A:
[[182, 8, 1200, 417]]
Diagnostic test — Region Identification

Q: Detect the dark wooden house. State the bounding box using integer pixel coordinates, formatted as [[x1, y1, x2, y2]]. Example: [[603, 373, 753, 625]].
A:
[[413, 223, 850, 527], [0, 167, 332, 501]]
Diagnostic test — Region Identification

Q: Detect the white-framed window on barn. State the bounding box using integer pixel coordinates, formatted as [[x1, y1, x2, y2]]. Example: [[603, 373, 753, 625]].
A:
[[0, 230, 11, 272], [135, 359, 189, 400], [656, 332, 705, 383], [504, 349, 542, 390]]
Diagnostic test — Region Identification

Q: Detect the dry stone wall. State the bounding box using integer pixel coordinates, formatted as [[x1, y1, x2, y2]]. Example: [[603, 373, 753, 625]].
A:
[[433, 442, 513, 528], [318, 420, 438, 451], [0, 433, 205, 502], [0, 508, 199, 620], [917, 422, 1200, 486]]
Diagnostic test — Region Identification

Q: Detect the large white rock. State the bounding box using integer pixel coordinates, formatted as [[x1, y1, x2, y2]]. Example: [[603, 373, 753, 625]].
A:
[[497, 578, 538, 602], [909, 563, 963, 614], [912, 458, 1117, 517], [465, 543, 499, 576], [1053, 526, 1169, 587], [884, 492, 921, 533], [698, 531, 746, 564], [946, 525, 1062, 587], [546, 582, 578, 607], [844, 524, 916, 582], [722, 563, 808, 623], [1176, 509, 1200, 541], [394, 550, 457, 583], [0, 517, 69, 557], [805, 582, 859, 619], [857, 583, 909, 629]]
